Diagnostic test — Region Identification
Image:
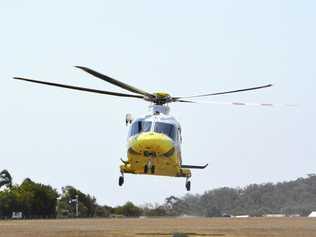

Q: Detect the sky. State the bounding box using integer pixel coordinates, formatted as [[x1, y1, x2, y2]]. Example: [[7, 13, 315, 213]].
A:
[[1, 1, 316, 206]]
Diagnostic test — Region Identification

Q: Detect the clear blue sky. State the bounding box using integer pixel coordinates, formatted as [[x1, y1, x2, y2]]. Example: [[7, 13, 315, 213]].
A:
[[1, 1, 315, 206]]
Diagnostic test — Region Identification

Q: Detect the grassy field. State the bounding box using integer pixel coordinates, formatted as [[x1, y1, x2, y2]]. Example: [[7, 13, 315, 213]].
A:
[[0, 217, 315, 237]]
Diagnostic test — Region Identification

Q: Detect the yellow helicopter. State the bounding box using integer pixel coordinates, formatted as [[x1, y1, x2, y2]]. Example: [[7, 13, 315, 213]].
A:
[[14, 66, 273, 191]]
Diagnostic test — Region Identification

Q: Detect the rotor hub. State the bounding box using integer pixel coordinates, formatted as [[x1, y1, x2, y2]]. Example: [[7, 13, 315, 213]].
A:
[[152, 92, 173, 105]]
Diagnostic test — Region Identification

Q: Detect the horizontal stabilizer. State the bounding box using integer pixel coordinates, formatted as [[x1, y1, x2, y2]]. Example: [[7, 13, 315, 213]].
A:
[[181, 164, 208, 169]]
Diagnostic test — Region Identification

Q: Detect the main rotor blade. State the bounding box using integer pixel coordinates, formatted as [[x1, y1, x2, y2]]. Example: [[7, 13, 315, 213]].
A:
[[176, 99, 296, 107], [75, 66, 154, 98], [13, 77, 144, 99], [174, 84, 273, 99]]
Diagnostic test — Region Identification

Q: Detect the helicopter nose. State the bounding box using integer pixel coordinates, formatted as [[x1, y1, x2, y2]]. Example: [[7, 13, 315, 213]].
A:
[[130, 132, 174, 157]]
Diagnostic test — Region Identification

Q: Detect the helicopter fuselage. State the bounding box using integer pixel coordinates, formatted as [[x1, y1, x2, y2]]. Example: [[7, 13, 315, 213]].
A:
[[120, 112, 191, 178]]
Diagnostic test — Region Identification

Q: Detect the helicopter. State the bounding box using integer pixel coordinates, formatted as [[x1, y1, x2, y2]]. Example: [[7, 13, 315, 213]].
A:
[[14, 66, 274, 191]]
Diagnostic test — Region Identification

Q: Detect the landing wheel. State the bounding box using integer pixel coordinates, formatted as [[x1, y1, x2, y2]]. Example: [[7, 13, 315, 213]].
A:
[[144, 165, 148, 174], [119, 176, 124, 186], [185, 180, 191, 191], [151, 165, 155, 174]]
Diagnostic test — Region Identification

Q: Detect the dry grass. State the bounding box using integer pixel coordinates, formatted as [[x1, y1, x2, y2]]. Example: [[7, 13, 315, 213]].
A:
[[0, 217, 315, 237]]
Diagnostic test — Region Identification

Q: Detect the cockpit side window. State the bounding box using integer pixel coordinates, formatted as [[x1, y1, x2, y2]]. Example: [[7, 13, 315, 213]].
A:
[[129, 120, 152, 137], [154, 122, 176, 141]]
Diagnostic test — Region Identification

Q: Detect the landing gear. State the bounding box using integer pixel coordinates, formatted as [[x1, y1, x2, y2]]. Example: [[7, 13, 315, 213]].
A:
[[185, 178, 191, 191], [119, 174, 124, 186], [144, 164, 155, 174], [186, 181, 191, 191], [145, 160, 155, 174]]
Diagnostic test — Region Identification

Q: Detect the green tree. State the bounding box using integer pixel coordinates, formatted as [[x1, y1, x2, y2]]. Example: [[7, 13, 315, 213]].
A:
[[95, 205, 112, 217], [113, 202, 142, 217], [18, 178, 59, 218], [0, 178, 58, 219], [0, 170, 12, 189], [57, 186, 97, 218], [0, 190, 18, 218]]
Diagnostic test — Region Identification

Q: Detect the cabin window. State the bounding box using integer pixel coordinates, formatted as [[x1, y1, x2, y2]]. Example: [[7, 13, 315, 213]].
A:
[[154, 122, 176, 141], [129, 121, 152, 136]]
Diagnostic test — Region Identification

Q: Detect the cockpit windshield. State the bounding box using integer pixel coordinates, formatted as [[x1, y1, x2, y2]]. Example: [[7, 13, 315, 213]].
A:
[[129, 120, 152, 137], [154, 122, 176, 141]]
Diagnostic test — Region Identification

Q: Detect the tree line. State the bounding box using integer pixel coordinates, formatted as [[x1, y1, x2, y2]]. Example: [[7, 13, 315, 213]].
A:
[[0, 178, 58, 218], [0, 170, 315, 218], [169, 174, 316, 217]]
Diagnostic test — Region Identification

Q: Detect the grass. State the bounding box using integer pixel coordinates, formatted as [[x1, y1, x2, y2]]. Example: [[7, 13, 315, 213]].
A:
[[0, 217, 315, 237]]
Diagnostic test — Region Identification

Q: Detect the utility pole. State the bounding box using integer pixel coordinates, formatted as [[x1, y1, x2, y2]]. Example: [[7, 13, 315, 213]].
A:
[[70, 195, 79, 217], [75, 195, 79, 217]]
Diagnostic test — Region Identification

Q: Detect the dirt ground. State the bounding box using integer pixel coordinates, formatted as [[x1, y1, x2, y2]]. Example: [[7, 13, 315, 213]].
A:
[[0, 217, 315, 237]]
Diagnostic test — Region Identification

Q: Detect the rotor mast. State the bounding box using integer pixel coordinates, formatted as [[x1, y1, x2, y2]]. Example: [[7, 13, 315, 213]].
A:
[[150, 104, 170, 115]]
